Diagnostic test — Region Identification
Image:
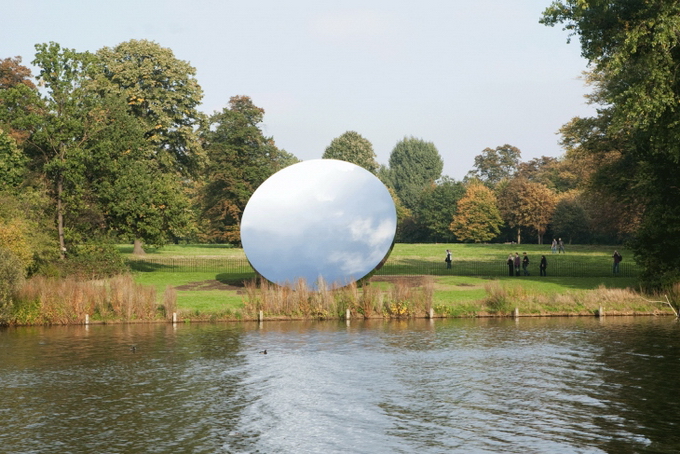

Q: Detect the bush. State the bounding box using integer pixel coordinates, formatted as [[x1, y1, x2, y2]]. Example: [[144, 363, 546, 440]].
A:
[[62, 242, 128, 279], [0, 247, 25, 322]]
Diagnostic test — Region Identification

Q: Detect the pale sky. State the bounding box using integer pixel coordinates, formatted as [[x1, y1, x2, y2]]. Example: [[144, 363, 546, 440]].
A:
[[3, 0, 593, 180]]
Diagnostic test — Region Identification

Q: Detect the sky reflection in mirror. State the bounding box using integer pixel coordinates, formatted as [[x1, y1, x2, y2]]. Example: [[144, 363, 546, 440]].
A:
[[241, 159, 397, 289]]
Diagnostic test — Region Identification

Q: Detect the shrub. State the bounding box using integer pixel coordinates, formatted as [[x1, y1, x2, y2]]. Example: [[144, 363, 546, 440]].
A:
[[483, 282, 512, 313], [0, 247, 25, 322], [63, 242, 128, 279]]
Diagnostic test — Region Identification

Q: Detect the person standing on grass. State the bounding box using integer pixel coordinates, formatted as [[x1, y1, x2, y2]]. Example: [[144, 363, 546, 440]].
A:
[[522, 252, 530, 275], [612, 250, 622, 275], [558, 238, 565, 254], [445, 249, 452, 269], [551, 238, 557, 254], [507, 254, 514, 276], [514, 252, 521, 276], [540, 255, 547, 276]]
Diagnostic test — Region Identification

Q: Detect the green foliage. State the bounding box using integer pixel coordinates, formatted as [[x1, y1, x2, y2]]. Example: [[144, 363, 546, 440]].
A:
[[387, 136, 443, 211], [0, 56, 44, 145], [450, 183, 503, 243], [516, 156, 580, 193], [95, 39, 205, 176], [552, 193, 591, 244], [28, 42, 101, 257], [199, 96, 294, 244], [0, 247, 24, 322], [497, 178, 558, 244], [322, 130, 378, 173], [62, 242, 128, 279], [466, 144, 521, 187], [542, 1, 680, 287], [0, 131, 27, 189], [416, 177, 466, 242]]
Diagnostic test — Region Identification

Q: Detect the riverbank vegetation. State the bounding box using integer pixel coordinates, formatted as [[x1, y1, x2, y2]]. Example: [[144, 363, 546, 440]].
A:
[[4, 4, 680, 322], [1, 244, 676, 325]]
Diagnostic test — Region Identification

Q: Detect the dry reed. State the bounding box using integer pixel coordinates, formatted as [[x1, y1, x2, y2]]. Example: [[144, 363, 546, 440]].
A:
[[13, 274, 159, 324], [243, 277, 433, 320]]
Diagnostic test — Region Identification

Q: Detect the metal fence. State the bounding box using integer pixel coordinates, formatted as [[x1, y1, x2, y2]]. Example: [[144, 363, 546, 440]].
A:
[[127, 256, 639, 278]]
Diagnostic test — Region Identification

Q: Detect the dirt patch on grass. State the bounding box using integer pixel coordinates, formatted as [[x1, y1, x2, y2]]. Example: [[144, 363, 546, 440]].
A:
[[369, 275, 429, 287], [177, 275, 433, 291], [175, 280, 244, 292]]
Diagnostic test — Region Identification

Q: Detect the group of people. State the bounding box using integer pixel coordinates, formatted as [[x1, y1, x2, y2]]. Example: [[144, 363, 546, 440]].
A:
[[444, 247, 624, 276], [506, 252, 547, 277], [551, 238, 565, 254]]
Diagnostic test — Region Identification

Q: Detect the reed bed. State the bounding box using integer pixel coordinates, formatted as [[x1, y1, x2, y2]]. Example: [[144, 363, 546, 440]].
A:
[[482, 282, 666, 316], [11, 275, 165, 325], [243, 277, 434, 319]]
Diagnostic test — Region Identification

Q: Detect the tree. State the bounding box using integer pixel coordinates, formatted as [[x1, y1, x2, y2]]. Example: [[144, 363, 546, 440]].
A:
[[551, 191, 591, 244], [95, 40, 205, 253], [199, 96, 295, 244], [497, 178, 557, 244], [0, 56, 44, 144], [387, 136, 443, 211], [0, 188, 58, 276], [0, 131, 27, 190], [542, 1, 680, 286], [29, 42, 99, 259], [449, 183, 503, 243], [516, 156, 581, 193], [322, 131, 378, 173], [95, 39, 205, 176], [466, 144, 521, 187], [84, 93, 196, 249], [416, 177, 466, 242]]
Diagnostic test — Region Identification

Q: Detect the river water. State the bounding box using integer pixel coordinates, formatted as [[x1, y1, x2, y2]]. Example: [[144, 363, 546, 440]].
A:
[[1, 317, 679, 454]]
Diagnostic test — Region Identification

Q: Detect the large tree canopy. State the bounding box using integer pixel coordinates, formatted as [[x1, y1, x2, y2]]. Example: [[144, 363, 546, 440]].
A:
[[95, 39, 204, 176], [450, 182, 503, 243], [29, 42, 100, 258], [497, 178, 557, 245], [322, 131, 378, 173], [542, 1, 680, 286], [466, 144, 521, 187], [199, 96, 296, 244], [387, 136, 444, 211]]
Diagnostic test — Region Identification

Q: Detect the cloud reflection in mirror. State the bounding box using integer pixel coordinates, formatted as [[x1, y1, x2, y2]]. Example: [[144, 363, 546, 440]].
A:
[[240, 159, 397, 288]]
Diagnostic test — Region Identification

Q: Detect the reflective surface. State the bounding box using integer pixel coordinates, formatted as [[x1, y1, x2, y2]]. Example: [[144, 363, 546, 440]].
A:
[[1, 317, 680, 453], [240, 159, 397, 288]]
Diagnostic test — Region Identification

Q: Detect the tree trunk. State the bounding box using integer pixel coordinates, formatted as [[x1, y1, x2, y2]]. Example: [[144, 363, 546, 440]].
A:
[[516, 227, 521, 245], [57, 177, 66, 260], [133, 238, 146, 255]]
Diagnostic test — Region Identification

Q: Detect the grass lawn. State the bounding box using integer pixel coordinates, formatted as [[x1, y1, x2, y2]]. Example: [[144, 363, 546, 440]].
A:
[[122, 243, 666, 319], [117, 243, 246, 258]]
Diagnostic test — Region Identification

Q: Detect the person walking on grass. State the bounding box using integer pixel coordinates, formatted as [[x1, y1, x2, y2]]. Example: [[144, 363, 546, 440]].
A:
[[558, 238, 565, 254], [551, 238, 557, 254], [514, 252, 521, 276], [445, 249, 452, 269], [507, 254, 514, 276], [540, 255, 547, 276], [612, 250, 622, 275], [522, 252, 530, 276]]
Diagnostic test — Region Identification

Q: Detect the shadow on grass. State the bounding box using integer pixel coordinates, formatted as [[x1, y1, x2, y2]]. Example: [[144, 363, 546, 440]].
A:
[[215, 272, 256, 287], [127, 260, 173, 272]]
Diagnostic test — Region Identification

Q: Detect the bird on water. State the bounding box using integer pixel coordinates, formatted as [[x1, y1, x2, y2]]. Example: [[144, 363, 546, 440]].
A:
[[259, 349, 267, 354]]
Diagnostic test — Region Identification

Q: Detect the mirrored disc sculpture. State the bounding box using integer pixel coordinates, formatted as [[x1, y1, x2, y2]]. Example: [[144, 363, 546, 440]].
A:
[[240, 159, 397, 289]]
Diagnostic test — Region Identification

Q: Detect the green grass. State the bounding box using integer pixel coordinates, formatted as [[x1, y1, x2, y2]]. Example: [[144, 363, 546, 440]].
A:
[[123, 243, 666, 319], [117, 243, 245, 258]]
